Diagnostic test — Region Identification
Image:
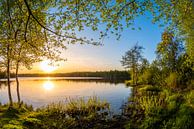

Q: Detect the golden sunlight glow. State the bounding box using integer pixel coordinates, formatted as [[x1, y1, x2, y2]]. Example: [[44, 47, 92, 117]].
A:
[[40, 60, 57, 73], [43, 81, 54, 91]]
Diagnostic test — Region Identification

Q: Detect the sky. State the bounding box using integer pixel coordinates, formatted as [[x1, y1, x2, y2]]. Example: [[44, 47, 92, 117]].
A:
[[21, 14, 165, 73]]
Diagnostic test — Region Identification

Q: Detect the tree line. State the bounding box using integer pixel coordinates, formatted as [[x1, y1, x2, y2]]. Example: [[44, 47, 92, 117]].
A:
[[0, 70, 130, 80], [18, 70, 130, 80]]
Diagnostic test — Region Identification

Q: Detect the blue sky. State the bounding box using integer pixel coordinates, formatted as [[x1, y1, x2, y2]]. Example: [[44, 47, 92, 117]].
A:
[[54, 14, 165, 72], [25, 14, 165, 73]]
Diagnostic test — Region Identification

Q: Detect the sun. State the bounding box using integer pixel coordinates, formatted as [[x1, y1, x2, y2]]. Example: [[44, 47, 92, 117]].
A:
[[40, 60, 57, 73]]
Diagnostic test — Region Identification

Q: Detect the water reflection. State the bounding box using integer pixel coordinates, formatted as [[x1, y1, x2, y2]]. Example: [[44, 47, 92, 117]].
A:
[[0, 77, 131, 111], [43, 81, 54, 91]]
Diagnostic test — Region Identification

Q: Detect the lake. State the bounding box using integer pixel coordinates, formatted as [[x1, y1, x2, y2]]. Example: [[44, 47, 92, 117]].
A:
[[0, 77, 132, 112]]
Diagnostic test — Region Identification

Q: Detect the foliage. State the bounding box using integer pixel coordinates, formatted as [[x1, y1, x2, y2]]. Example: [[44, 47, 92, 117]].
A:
[[139, 85, 162, 94], [165, 72, 179, 88], [121, 43, 144, 85], [122, 29, 193, 129], [176, 54, 194, 88], [137, 31, 193, 88], [2, 124, 23, 129], [138, 69, 152, 85], [156, 31, 184, 72], [123, 87, 194, 129]]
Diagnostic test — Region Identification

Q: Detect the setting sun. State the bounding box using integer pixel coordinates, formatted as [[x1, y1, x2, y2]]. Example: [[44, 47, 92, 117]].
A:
[[40, 60, 57, 73]]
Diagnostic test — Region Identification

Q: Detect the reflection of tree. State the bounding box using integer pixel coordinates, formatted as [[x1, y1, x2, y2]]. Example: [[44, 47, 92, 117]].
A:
[[17, 78, 127, 85], [0, 81, 7, 90], [54, 79, 125, 85]]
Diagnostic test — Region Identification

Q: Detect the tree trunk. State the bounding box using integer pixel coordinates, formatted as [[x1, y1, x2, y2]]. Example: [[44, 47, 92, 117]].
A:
[[132, 67, 135, 85], [7, 44, 13, 106], [135, 67, 138, 86], [16, 61, 21, 105]]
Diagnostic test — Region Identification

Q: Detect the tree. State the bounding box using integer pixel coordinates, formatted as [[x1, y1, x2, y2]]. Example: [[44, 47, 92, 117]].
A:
[[0, 0, 64, 106], [121, 44, 144, 85], [4, 0, 191, 58], [151, 0, 194, 63], [19, 0, 193, 52], [139, 58, 149, 74], [138, 58, 151, 84], [156, 31, 183, 88], [155, 31, 193, 88], [176, 53, 194, 88], [0, 0, 16, 105], [156, 31, 184, 72]]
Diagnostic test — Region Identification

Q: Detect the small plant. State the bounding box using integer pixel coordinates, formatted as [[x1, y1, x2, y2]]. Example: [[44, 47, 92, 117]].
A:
[[2, 124, 23, 129]]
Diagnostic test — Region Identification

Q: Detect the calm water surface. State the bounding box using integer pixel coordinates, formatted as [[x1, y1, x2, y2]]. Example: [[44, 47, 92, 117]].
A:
[[0, 77, 132, 112]]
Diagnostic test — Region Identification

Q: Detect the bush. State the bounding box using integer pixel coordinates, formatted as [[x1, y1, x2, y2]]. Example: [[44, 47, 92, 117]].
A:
[[164, 104, 194, 129], [138, 70, 152, 85], [173, 104, 194, 129], [165, 72, 179, 88], [124, 86, 194, 129], [125, 80, 133, 86]]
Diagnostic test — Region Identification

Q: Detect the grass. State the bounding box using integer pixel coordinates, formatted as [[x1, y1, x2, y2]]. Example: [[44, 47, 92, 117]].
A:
[[123, 85, 194, 129], [0, 97, 123, 129]]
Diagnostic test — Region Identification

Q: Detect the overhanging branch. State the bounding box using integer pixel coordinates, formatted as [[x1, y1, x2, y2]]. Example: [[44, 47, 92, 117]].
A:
[[23, 0, 93, 44]]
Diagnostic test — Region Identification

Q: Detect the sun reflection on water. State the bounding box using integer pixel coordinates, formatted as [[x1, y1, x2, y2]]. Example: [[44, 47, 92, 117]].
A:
[[43, 81, 54, 91]]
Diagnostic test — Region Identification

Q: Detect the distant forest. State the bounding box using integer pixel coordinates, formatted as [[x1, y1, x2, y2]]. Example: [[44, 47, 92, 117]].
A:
[[0, 70, 130, 80]]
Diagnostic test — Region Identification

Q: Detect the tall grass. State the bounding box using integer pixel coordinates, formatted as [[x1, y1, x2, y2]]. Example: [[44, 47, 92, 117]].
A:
[[38, 96, 110, 118], [123, 87, 194, 129], [0, 97, 111, 129], [23, 97, 111, 129]]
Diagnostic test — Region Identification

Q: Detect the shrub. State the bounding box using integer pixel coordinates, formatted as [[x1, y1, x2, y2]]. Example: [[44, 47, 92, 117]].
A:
[[138, 70, 152, 85], [125, 80, 133, 86], [165, 72, 179, 88]]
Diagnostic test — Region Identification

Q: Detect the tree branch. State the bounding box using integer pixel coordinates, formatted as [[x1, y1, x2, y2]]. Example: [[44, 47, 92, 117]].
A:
[[23, 0, 91, 44], [116, 0, 136, 17], [7, 0, 15, 33], [24, 14, 30, 42]]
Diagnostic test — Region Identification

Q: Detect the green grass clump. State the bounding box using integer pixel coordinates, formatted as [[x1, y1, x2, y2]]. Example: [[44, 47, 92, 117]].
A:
[[35, 97, 110, 129], [0, 103, 34, 128], [2, 124, 23, 129]]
